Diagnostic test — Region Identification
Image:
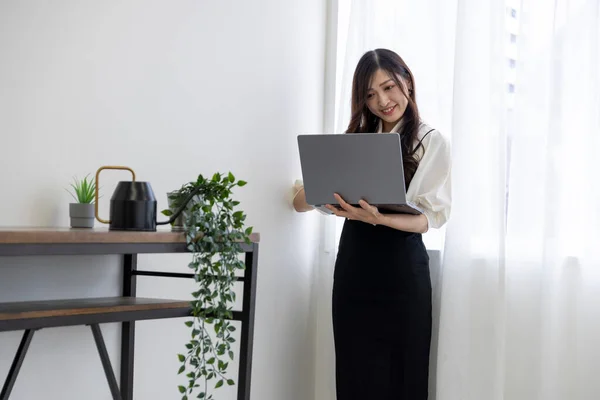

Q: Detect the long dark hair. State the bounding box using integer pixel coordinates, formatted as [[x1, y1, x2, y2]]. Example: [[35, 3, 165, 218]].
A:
[[346, 48, 423, 188]]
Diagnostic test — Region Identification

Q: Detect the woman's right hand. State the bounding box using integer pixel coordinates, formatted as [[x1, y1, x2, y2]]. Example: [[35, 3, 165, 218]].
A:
[[293, 180, 304, 195], [292, 180, 314, 212]]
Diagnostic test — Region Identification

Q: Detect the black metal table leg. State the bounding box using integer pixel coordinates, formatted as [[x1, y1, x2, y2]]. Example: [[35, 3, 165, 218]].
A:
[[120, 254, 137, 400], [90, 324, 123, 400], [1, 329, 35, 400], [237, 243, 259, 400]]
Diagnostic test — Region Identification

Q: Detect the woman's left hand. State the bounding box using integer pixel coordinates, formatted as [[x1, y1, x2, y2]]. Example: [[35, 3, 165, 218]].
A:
[[325, 193, 382, 225]]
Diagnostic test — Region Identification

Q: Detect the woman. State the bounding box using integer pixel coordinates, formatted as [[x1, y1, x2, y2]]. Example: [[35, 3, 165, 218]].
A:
[[293, 48, 451, 399]]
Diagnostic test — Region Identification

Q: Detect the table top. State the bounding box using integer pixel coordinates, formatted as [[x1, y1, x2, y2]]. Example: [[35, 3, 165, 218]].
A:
[[0, 227, 260, 245]]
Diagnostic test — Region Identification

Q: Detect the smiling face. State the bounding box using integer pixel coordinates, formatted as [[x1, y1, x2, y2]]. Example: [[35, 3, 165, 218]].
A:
[[347, 49, 423, 188], [365, 69, 411, 132]]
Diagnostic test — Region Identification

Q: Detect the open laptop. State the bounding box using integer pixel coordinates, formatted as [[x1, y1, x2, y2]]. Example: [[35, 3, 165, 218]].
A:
[[297, 133, 422, 215]]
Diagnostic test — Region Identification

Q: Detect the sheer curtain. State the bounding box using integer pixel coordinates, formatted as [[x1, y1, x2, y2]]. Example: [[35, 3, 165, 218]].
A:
[[434, 0, 508, 397], [439, 0, 600, 398], [314, 0, 600, 399], [502, 0, 600, 398]]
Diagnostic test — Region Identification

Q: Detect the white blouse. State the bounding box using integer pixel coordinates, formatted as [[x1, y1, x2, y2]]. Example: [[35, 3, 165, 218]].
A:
[[294, 119, 452, 231], [377, 119, 452, 230]]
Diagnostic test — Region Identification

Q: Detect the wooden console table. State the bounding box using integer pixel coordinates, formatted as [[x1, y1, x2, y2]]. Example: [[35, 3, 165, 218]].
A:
[[0, 228, 260, 400]]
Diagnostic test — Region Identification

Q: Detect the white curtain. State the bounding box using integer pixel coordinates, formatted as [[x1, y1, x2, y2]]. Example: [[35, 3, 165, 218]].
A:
[[316, 0, 600, 399], [439, 0, 600, 398], [435, 0, 509, 397], [503, 0, 600, 398]]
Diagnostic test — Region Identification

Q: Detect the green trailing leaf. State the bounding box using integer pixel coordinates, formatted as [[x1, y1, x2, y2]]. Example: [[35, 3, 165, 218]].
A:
[[172, 172, 253, 399]]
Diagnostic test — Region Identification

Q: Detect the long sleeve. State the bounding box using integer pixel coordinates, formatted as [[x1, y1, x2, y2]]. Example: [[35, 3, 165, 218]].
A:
[[406, 128, 452, 230]]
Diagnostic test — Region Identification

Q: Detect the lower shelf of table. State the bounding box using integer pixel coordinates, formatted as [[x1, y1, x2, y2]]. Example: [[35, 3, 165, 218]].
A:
[[0, 296, 192, 332]]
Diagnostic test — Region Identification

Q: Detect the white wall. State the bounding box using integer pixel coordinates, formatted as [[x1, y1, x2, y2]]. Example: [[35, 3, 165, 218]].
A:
[[0, 1, 325, 399]]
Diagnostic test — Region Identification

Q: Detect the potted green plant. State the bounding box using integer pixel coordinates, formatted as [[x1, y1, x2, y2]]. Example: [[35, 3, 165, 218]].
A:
[[163, 182, 202, 231], [66, 174, 96, 228], [165, 172, 253, 400]]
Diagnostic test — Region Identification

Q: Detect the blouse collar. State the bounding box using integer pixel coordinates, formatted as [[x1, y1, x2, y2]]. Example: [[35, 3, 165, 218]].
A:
[[376, 118, 404, 133]]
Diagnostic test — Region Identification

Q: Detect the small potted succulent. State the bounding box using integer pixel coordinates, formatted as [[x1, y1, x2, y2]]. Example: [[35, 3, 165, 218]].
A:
[[66, 174, 96, 228]]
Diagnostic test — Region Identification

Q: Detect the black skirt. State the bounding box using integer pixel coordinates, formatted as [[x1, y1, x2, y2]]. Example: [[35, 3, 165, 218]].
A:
[[332, 219, 432, 400]]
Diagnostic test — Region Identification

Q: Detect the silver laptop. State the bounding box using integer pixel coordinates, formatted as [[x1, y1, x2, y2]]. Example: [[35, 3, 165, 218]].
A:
[[297, 133, 422, 215]]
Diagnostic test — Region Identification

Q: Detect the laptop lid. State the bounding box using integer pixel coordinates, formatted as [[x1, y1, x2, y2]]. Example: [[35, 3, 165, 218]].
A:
[[297, 133, 420, 214]]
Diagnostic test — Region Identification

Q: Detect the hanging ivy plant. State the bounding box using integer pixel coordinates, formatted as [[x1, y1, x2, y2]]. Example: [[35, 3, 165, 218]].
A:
[[165, 172, 252, 400]]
